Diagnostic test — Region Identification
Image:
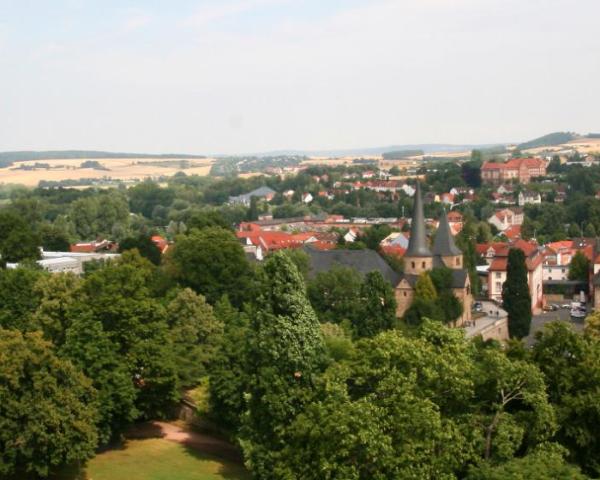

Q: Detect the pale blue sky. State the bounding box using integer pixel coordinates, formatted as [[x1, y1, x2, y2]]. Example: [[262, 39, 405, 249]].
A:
[[1, 0, 599, 154]]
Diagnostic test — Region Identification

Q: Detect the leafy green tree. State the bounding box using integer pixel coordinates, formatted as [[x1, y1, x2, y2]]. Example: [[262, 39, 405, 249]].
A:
[[166, 288, 223, 387], [568, 250, 590, 282], [165, 227, 254, 306], [119, 234, 162, 265], [69, 193, 130, 240], [208, 296, 250, 432], [414, 271, 437, 300], [128, 180, 175, 219], [0, 267, 46, 331], [32, 272, 82, 345], [360, 224, 392, 250], [584, 223, 597, 238], [352, 271, 397, 338], [0, 329, 98, 478], [77, 251, 179, 419], [467, 443, 586, 480], [61, 314, 138, 445], [307, 265, 362, 324], [456, 221, 481, 294], [502, 248, 532, 339], [533, 322, 600, 476], [241, 252, 326, 477], [39, 222, 71, 251], [0, 211, 41, 262]]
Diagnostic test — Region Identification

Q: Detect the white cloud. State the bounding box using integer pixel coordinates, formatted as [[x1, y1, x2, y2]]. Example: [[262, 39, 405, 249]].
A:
[[183, 0, 289, 27]]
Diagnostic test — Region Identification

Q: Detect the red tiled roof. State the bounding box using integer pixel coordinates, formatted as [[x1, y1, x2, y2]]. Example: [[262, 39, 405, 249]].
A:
[[503, 225, 521, 240]]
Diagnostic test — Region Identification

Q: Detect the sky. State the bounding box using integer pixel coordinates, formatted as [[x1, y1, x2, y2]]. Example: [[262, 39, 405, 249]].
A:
[[0, 0, 599, 154]]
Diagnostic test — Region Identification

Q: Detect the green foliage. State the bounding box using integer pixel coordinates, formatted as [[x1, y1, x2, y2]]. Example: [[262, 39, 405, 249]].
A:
[[568, 250, 590, 282], [360, 224, 392, 250], [307, 265, 362, 324], [533, 322, 600, 476], [166, 288, 223, 387], [503, 248, 532, 339], [119, 234, 162, 265], [128, 180, 175, 219], [0, 267, 46, 331], [467, 443, 586, 479], [0, 210, 41, 262], [69, 192, 130, 240], [352, 271, 397, 338], [166, 227, 254, 306], [0, 329, 98, 478], [241, 252, 326, 477], [414, 271, 437, 300], [208, 296, 251, 432]]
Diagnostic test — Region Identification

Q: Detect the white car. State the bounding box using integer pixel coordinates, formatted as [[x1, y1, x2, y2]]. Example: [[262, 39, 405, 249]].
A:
[[570, 309, 586, 319]]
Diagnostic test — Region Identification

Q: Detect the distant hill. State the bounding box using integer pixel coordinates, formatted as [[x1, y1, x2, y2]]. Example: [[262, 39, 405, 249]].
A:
[[517, 132, 579, 150], [0, 150, 206, 168], [257, 144, 504, 157], [382, 149, 424, 159]]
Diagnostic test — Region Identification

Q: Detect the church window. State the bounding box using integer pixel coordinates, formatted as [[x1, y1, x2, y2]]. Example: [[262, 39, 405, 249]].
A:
[[456, 257, 460, 266], [411, 261, 415, 269], [422, 261, 426, 269]]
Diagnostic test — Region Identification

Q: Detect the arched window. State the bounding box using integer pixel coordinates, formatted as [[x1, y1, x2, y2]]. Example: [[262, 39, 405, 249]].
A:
[[411, 261, 415, 269], [422, 261, 426, 269]]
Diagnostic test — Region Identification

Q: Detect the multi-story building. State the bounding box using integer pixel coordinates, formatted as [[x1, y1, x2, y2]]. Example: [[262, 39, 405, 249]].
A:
[[488, 207, 524, 232], [482, 240, 544, 314], [481, 157, 547, 185]]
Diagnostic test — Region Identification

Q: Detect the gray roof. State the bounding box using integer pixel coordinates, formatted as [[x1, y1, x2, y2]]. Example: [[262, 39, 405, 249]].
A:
[[229, 186, 276, 203], [399, 268, 468, 289], [432, 210, 462, 257], [405, 182, 432, 257], [304, 247, 400, 285]]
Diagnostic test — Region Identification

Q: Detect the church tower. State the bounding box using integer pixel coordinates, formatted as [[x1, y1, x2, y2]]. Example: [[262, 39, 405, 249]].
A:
[[403, 182, 433, 275], [432, 209, 463, 269]]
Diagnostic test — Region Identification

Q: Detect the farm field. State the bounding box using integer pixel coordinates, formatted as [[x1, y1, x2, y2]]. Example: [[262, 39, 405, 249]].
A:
[[0, 157, 215, 186]]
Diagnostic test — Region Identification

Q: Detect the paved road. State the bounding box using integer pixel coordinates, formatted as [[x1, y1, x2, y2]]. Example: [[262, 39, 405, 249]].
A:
[[525, 307, 585, 346]]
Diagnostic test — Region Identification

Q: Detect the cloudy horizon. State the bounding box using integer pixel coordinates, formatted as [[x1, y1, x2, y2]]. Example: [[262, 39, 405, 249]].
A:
[[1, 0, 599, 155]]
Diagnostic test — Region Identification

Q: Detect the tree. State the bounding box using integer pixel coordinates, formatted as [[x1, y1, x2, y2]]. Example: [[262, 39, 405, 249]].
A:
[[584, 223, 597, 238], [166, 288, 223, 387], [568, 250, 590, 282], [61, 314, 138, 445], [307, 265, 362, 324], [502, 248, 532, 339], [533, 322, 600, 476], [414, 271, 437, 300], [0, 329, 98, 478], [352, 271, 397, 338], [360, 224, 392, 250], [0, 267, 46, 332], [466, 443, 586, 480], [241, 252, 326, 477], [0, 211, 41, 263], [119, 235, 162, 265], [165, 227, 254, 306], [128, 180, 175, 219], [208, 296, 250, 432]]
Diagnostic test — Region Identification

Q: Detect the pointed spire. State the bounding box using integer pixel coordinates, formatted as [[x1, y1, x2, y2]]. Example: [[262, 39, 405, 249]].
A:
[[405, 182, 432, 257], [433, 209, 462, 256]]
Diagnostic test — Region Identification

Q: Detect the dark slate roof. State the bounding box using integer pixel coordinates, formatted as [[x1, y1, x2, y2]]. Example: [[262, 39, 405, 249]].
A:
[[432, 210, 462, 257], [305, 247, 400, 285], [405, 182, 432, 257], [398, 268, 468, 289]]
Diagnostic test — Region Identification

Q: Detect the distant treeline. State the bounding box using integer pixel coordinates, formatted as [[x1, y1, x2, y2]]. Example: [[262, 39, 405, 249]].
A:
[[382, 150, 424, 159], [517, 132, 578, 150], [0, 150, 206, 169], [586, 133, 600, 139]]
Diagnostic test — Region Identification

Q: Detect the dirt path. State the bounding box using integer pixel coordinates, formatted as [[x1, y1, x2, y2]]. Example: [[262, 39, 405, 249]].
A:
[[128, 421, 244, 463]]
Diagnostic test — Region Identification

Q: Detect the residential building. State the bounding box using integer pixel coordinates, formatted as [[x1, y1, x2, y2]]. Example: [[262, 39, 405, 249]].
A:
[[482, 240, 544, 314], [518, 191, 542, 206], [488, 207, 524, 232]]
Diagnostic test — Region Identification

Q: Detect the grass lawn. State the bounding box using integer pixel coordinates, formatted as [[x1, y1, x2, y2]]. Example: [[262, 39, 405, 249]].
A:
[[84, 438, 249, 480]]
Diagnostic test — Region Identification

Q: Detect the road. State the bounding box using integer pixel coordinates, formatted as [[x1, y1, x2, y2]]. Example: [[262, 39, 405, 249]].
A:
[[525, 307, 585, 346]]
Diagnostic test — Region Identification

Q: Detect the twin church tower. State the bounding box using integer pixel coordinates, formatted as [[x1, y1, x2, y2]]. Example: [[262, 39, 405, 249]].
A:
[[395, 183, 473, 325]]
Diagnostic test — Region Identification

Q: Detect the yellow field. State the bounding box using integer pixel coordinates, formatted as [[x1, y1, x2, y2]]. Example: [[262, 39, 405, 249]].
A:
[[0, 157, 215, 187]]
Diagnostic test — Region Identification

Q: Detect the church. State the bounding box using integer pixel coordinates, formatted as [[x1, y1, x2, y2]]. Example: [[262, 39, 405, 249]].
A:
[[395, 183, 473, 326]]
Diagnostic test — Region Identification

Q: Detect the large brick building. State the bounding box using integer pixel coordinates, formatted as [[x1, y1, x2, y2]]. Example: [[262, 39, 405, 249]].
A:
[[481, 157, 547, 185]]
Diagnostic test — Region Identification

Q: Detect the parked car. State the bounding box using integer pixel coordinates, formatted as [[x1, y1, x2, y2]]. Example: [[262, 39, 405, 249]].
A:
[[543, 304, 558, 312], [561, 303, 571, 309], [473, 302, 483, 313]]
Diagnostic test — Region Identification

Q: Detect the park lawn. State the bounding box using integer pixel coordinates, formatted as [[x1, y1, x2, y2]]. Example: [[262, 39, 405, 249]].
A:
[[84, 438, 249, 480]]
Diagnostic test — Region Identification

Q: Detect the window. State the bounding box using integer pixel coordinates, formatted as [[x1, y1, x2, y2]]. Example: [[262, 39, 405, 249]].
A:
[[495, 282, 502, 291], [495, 272, 501, 279], [411, 261, 415, 269], [403, 292, 407, 297], [422, 261, 426, 269], [456, 257, 460, 266]]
